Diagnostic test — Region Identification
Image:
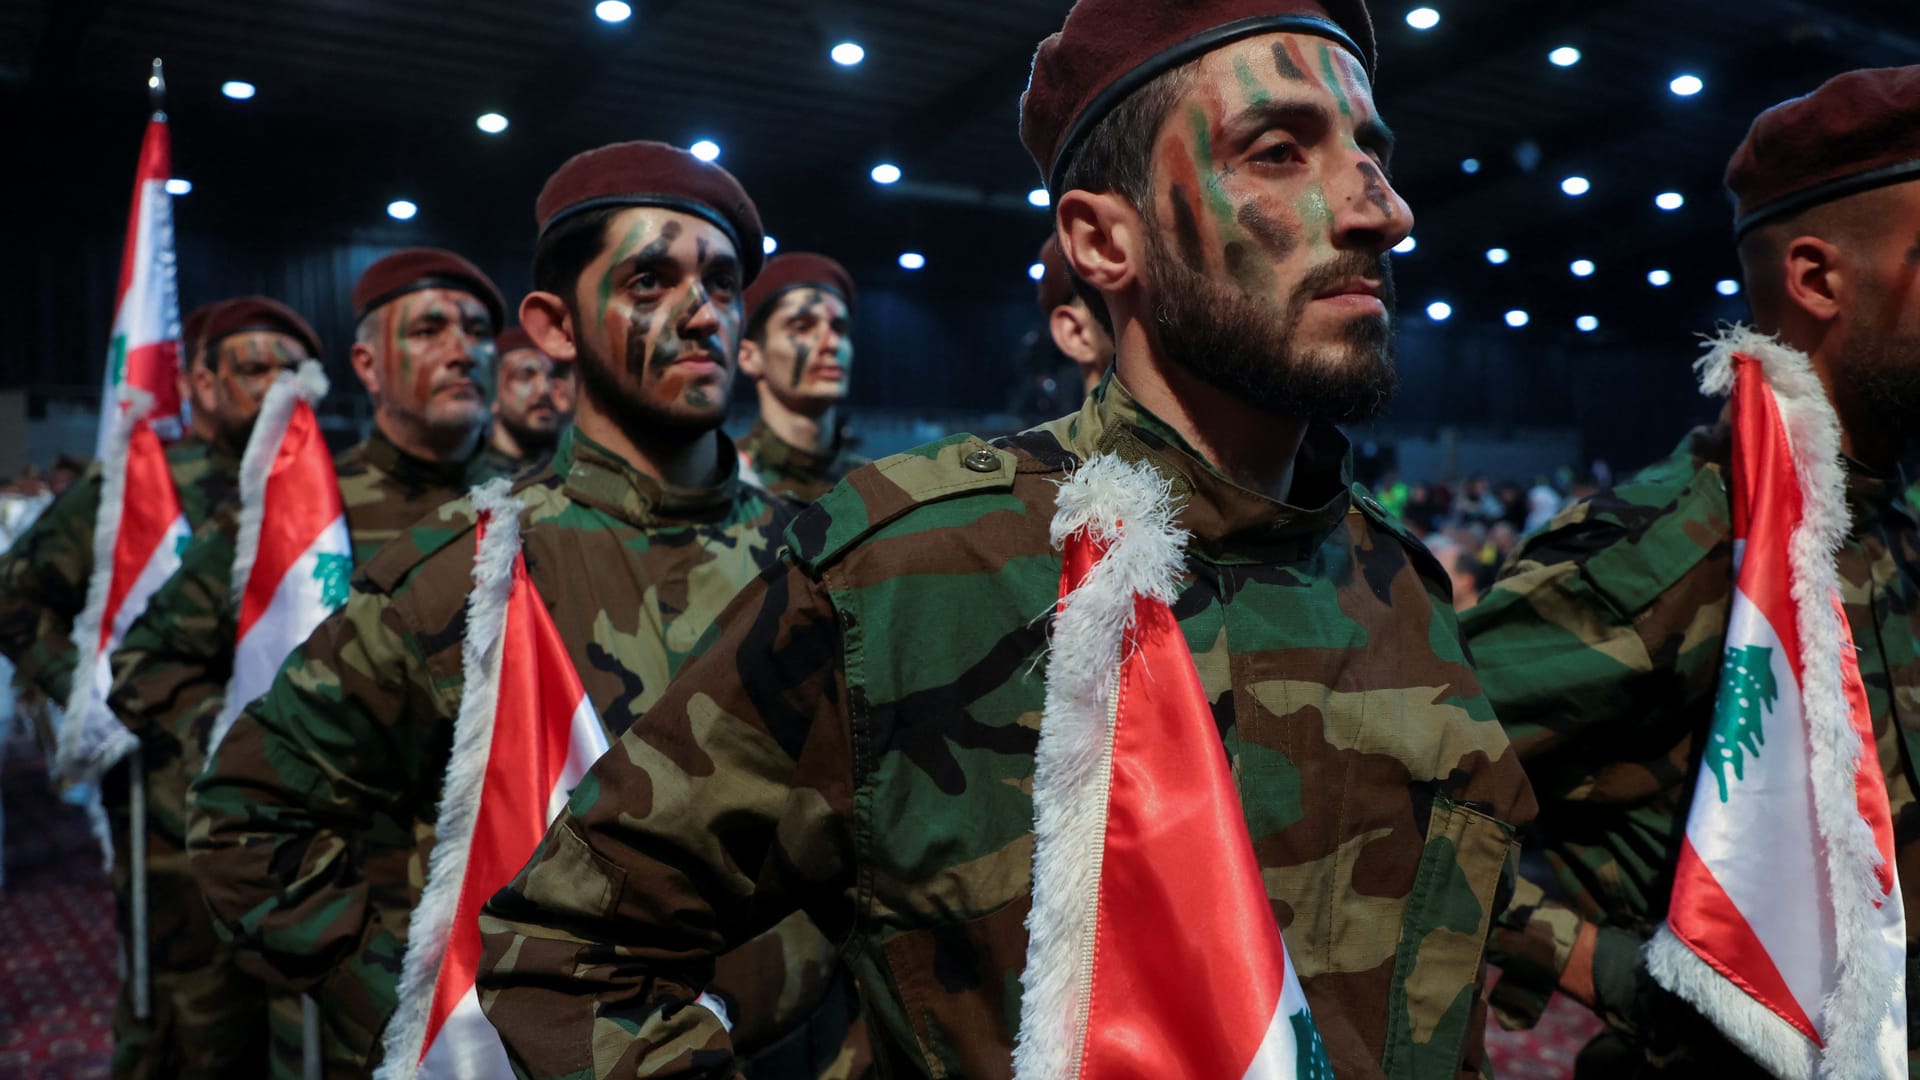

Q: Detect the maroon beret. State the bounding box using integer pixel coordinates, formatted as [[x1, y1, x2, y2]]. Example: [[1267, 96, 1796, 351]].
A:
[[351, 248, 506, 332], [1036, 234, 1076, 314], [743, 253, 857, 324], [1728, 65, 1920, 236], [180, 302, 219, 365], [535, 140, 766, 283], [201, 296, 324, 361], [496, 328, 540, 356], [1021, 0, 1375, 191]]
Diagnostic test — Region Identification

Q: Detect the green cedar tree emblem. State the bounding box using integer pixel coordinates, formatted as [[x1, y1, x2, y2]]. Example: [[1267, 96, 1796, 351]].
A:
[[1708, 644, 1777, 802], [1291, 1008, 1334, 1080], [312, 552, 351, 609], [174, 533, 192, 559], [109, 334, 128, 388]]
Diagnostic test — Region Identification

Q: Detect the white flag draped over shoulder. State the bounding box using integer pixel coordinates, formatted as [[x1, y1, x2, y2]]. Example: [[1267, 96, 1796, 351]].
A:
[[1015, 454, 1332, 1080], [56, 112, 188, 784], [378, 480, 610, 1080], [1646, 327, 1906, 1079], [205, 360, 350, 756]]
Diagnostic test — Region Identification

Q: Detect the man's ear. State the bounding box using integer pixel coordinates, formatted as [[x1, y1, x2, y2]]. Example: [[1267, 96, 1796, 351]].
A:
[[737, 337, 766, 381], [1055, 189, 1145, 300], [520, 291, 579, 363], [349, 340, 381, 399], [1781, 235, 1845, 326]]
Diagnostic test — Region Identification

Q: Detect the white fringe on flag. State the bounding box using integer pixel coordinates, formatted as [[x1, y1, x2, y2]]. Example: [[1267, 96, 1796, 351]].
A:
[[225, 361, 331, 616], [1014, 453, 1188, 1080], [55, 386, 153, 784], [377, 478, 523, 1080], [1645, 325, 1898, 1079]]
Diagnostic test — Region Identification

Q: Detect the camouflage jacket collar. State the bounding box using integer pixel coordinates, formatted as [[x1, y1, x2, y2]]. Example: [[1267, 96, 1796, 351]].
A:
[[551, 427, 746, 526], [1845, 457, 1917, 536], [1057, 376, 1354, 555], [362, 425, 488, 491], [740, 417, 853, 481]]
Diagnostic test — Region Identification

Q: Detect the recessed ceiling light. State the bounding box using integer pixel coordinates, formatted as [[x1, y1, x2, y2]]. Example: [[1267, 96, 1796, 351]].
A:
[[476, 112, 509, 135], [1028, 187, 1051, 208], [1570, 259, 1595, 277], [1655, 191, 1685, 211], [1486, 247, 1510, 265], [763, 236, 778, 255], [387, 199, 418, 221], [1405, 7, 1440, 31], [1647, 269, 1672, 287], [689, 139, 720, 162], [830, 42, 865, 66], [1549, 46, 1581, 67], [1460, 157, 1481, 174], [164, 178, 192, 196], [1505, 309, 1530, 328], [1393, 235, 1417, 254], [1716, 278, 1741, 296], [1029, 262, 1046, 281], [1560, 175, 1591, 197], [221, 80, 255, 100], [1576, 315, 1599, 332], [594, 0, 632, 23], [870, 163, 902, 185], [1426, 301, 1452, 322], [898, 252, 926, 271], [1670, 74, 1704, 97]]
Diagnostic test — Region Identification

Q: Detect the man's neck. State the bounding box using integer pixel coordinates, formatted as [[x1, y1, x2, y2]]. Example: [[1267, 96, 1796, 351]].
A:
[[574, 403, 722, 489], [374, 410, 480, 464], [756, 388, 836, 455], [490, 420, 527, 462], [1111, 322, 1308, 503]]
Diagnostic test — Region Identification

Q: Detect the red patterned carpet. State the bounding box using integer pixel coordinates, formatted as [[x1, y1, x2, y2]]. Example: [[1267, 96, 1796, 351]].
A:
[[1, 736, 116, 1079], [0, 732, 1600, 1079]]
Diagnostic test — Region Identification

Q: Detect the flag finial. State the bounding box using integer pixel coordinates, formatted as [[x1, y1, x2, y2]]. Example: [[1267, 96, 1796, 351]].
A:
[[147, 58, 166, 119]]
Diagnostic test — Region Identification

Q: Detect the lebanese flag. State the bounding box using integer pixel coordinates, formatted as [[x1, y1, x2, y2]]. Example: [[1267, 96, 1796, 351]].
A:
[[96, 114, 183, 455], [1646, 328, 1906, 1078], [1015, 454, 1332, 1080], [56, 391, 189, 783], [204, 361, 351, 757], [378, 479, 611, 1080]]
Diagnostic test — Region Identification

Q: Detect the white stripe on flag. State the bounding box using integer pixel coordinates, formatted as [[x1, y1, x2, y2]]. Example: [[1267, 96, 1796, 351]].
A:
[[1240, 954, 1325, 1080], [209, 516, 350, 754], [415, 986, 513, 1079]]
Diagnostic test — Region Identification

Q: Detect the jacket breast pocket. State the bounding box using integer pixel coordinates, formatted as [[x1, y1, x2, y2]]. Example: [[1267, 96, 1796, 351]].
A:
[[1382, 797, 1516, 1079]]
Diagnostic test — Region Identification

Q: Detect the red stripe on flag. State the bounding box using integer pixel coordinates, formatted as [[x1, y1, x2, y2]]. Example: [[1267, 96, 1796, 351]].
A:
[[115, 119, 172, 313], [1668, 835, 1821, 1042], [421, 552, 588, 1059], [1729, 356, 1807, 680], [101, 421, 184, 645], [1837, 599, 1899, 893], [236, 401, 346, 638], [118, 341, 182, 428], [1072, 532, 1290, 1078]]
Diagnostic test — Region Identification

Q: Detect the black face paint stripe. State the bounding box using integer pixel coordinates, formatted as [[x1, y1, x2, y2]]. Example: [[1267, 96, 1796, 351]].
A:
[[1236, 201, 1299, 259]]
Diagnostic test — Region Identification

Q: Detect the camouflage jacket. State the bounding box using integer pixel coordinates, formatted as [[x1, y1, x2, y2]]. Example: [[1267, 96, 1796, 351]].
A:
[[0, 436, 238, 703], [186, 428, 832, 1072], [106, 427, 513, 847], [1468, 424, 1920, 1062], [478, 378, 1539, 1079], [738, 417, 870, 505]]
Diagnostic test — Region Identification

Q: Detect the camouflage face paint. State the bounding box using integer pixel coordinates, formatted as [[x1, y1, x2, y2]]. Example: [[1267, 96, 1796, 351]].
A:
[[596, 217, 651, 333], [1273, 40, 1309, 82], [1317, 44, 1351, 119], [787, 290, 828, 389], [1356, 161, 1396, 220], [1295, 183, 1334, 251], [1233, 55, 1271, 106], [1236, 201, 1299, 259]]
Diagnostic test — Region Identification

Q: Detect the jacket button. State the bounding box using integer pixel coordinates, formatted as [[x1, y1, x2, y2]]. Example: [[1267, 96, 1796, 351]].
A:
[[964, 448, 1001, 473]]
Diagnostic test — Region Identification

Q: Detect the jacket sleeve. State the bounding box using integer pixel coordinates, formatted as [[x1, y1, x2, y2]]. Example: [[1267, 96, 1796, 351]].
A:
[[108, 516, 238, 773], [478, 559, 857, 1080], [0, 469, 101, 701], [187, 577, 446, 1062]]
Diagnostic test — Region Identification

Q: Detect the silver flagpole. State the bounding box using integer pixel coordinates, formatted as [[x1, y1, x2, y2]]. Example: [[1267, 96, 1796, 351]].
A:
[[129, 747, 150, 1020]]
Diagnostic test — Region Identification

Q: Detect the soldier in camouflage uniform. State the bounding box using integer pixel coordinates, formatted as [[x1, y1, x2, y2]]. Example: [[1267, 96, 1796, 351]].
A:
[[736, 253, 869, 504], [188, 143, 868, 1078], [488, 326, 574, 466], [0, 300, 258, 1079], [477, 3, 1535, 1076], [1473, 66, 1920, 1076]]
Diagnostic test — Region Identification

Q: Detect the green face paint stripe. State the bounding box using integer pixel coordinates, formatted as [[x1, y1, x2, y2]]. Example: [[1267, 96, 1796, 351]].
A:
[[1186, 105, 1239, 232], [1294, 183, 1333, 250], [1233, 55, 1271, 106], [390, 299, 411, 381], [596, 218, 650, 330], [1318, 44, 1351, 118]]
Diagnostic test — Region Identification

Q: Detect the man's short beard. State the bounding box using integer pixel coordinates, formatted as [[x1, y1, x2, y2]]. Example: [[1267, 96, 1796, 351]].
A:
[[499, 410, 562, 453], [573, 313, 726, 448], [1843, 278, 1920, 427], [1143, 221, 1398, 424]]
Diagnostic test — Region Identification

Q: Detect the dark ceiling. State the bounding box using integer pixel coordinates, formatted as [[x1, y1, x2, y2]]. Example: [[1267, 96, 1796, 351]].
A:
[[4, 0, 1918, 460]]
